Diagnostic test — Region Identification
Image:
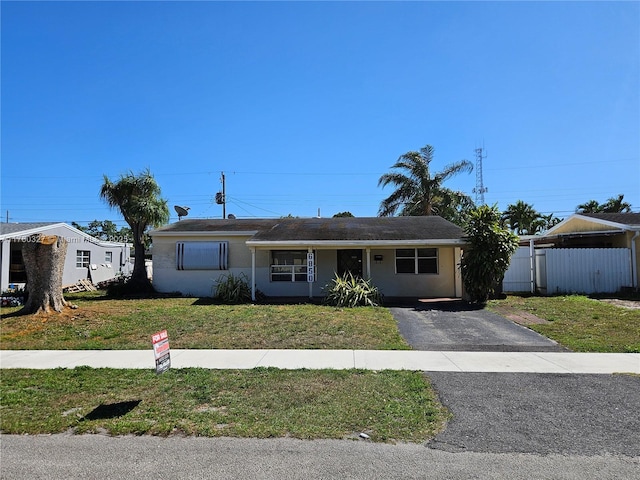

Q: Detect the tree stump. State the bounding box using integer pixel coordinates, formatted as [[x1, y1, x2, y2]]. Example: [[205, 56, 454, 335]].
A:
[[20, 234, 69, 314]]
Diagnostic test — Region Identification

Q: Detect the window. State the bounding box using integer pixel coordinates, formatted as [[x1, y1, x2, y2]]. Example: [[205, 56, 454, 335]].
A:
[[271, 250, 313, 282], [105, 251, 113, 263], [395, 248, 438, 274], [76, 250, 91, 268], [176, 242, 228, 270]]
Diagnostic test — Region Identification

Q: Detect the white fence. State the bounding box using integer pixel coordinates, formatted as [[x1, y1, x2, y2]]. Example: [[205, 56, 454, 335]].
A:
[[503, 247, 633, 295], [503, 247, 534, 293]]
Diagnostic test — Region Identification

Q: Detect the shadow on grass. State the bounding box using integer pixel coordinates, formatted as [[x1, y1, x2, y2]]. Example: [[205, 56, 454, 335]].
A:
[[81, 400, 141, 421]]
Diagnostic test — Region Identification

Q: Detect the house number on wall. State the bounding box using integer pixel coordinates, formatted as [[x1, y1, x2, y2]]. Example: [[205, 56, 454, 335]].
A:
[[307, 252, 315, 283]]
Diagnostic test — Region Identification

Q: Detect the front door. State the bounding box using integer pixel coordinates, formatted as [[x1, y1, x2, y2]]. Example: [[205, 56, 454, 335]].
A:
[[337, 249, 363, 278]]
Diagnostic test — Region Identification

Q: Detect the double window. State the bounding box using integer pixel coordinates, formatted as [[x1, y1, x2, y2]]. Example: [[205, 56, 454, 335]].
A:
[[76, 250, 91, 268], [176, 242, 228, 270], [271, 250, 313, 282], [396, 248, 438, 274]]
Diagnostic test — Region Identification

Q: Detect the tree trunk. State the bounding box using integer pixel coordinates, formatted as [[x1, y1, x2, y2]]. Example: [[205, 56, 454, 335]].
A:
[[20, 235, 69, 314]]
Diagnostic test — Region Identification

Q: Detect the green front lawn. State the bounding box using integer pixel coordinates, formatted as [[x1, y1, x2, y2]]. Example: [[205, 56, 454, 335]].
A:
[[1, 292, 409, 350], [488, 295, 640, 353], [0, 367, 448, 442]]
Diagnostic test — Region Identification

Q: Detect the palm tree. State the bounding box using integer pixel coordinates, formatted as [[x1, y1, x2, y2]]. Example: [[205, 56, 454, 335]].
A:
[[602, 194, 631, 213], [501, 200, 542, 235], [576, 199, 602, 213], [577, 194, 631, 214], [377, 145, 473, 220], [100, 169, 169, 291]]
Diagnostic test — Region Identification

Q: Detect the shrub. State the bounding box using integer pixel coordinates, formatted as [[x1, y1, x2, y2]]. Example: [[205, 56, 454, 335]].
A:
[[323, 272, 383, 307], [460, 205, 519, 305], [213, 272, 252, 304]]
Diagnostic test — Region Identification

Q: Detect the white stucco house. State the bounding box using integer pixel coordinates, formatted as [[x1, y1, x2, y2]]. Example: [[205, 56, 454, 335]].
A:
[[0, 222, 131, 292], [150, 216, 467, 301]]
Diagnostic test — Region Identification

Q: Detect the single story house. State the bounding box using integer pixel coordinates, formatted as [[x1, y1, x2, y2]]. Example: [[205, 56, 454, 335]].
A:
[[150, 216, 467, 301], [503, 213, 640, 294], [0, 222, 131, 292]]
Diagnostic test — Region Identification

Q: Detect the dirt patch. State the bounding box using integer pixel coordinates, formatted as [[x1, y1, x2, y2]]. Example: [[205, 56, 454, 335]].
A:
[[596, 299, 640, 310], [490, 306, 549, 325]]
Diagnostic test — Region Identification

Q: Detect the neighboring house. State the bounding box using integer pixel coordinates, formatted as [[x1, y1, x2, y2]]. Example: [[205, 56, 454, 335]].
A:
[[0, 223, 131, 292], [503, 213, 640, 295], [150, 216, 467, 300]]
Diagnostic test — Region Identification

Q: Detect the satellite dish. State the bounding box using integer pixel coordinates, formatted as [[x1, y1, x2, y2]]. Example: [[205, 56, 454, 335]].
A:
[[174, 205, 190, 220], [227, 214, 236, 219]]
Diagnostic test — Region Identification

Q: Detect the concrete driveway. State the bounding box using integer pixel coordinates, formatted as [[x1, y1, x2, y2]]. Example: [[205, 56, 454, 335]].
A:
[[390, 300, 568, 352]]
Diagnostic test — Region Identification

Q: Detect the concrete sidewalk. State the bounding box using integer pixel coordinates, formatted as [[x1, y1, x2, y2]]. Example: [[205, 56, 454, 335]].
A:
[[1, 349, 639, 374]]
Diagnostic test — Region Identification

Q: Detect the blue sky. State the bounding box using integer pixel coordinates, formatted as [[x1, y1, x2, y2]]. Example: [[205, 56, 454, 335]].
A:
[[2, 1, 639, 228]]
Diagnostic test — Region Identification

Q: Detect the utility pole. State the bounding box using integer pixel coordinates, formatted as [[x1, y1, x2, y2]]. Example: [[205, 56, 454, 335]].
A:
[[215, 172, 226, 219], [472, 146, 488, 205]]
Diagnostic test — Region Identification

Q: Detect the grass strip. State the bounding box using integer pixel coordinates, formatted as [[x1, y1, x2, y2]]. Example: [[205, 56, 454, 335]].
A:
[[488, 295, 640, 353], [0, 367, 448, 443]]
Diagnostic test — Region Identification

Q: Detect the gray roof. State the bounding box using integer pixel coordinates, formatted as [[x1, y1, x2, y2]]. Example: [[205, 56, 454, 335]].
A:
[[0, 222, 58, 236], [152, 216, 465, 243], [579, 213, 640, 227]]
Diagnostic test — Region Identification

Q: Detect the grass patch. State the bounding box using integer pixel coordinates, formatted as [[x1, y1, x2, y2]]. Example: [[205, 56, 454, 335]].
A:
[[0, 367, 448, 443], [488, 295, 640, 353], [0, 292, 409, 350]]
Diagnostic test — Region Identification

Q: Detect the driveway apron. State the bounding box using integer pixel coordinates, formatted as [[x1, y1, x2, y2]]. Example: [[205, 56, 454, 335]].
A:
[[390, 301, 568, 352]]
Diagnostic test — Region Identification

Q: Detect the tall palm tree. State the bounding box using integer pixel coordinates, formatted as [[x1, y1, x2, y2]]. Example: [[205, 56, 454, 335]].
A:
[[377, 145, 473, 220], [100, 169, 169, 290]]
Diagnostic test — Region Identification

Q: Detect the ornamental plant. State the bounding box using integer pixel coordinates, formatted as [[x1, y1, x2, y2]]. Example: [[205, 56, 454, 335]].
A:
[[213, 272, 252, 304], [323, 272, 383, 307], [460, 205, 519, 305]]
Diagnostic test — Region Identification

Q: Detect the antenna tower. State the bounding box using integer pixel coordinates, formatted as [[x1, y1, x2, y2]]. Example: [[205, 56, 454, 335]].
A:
[[472, 146, 488, 205]]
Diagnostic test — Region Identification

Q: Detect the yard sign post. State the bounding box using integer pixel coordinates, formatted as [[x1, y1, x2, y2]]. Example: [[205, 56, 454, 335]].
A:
[[152, 329, 171, 374]]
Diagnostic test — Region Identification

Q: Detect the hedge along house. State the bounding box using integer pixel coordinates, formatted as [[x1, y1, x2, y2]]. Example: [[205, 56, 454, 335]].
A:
[[150, 216, 466, 301], [0, 222, 131, 292]]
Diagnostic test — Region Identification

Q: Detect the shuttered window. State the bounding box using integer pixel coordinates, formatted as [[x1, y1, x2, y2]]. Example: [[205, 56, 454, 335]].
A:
[[176, 242, 229, 270]]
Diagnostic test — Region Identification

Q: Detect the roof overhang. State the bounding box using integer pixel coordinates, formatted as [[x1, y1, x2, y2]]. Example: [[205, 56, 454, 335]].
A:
[[246, 239, 468, 249]]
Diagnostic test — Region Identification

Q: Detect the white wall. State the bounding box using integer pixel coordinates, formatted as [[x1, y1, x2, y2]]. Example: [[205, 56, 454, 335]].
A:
[[1, 225, 129, 290]]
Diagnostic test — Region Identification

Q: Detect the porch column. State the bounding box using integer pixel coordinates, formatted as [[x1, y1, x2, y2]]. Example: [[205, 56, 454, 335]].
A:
[[251, 248, 256, 301], [365, 248, 371, 279]]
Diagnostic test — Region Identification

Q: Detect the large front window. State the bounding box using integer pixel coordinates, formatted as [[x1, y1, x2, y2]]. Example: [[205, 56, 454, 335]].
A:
[[271, 250, 313, 282], [396, 248, 438, 274]]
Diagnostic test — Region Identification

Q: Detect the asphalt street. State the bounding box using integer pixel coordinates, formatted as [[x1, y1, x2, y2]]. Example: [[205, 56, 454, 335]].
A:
[[1, 433, 638, 480]]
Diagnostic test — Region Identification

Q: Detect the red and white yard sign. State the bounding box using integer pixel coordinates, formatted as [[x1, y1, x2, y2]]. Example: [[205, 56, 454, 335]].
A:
[[152, 329, 171, 374]]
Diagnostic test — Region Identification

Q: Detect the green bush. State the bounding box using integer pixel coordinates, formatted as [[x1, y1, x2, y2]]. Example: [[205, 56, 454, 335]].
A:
[[323, 272, 383, 307], [460, 205, 519, 305], [213, 272, 252, 304]]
